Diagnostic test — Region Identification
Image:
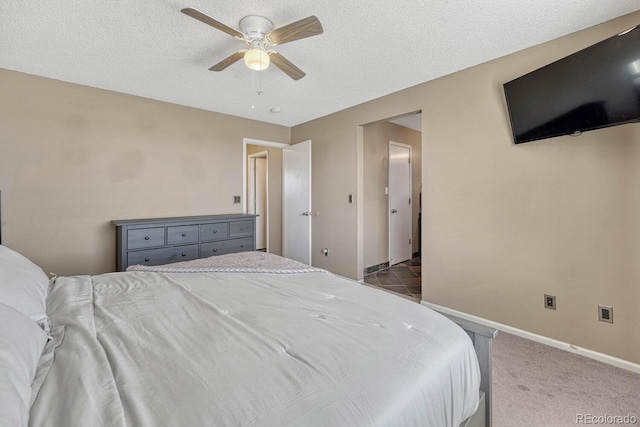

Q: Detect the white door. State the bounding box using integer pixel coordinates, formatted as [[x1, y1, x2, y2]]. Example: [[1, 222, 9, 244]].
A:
[[249, 155, 267, 250], [283, 140, 312, 264], [389, 142, 412, 265]]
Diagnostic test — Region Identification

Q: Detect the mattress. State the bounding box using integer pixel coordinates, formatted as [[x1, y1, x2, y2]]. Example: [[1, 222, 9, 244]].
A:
[[29, 254, 480, 427]]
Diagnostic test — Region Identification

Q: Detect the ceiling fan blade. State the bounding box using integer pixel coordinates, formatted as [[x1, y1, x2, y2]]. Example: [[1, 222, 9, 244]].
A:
[[181, 8, 244, 39], [269, 52, 306, 80], [268, 16, 323, 45], [209, 51, 246, 71]]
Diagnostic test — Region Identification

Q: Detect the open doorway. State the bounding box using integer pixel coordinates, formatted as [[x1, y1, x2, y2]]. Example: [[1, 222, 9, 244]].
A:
[[242, 137, 313, 262], [243, 138, 289, 255], [360, 112, 422, 299], [248, 152, 268, 251]]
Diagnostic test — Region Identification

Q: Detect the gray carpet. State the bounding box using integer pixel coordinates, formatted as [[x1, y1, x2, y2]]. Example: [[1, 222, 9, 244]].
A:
[[493, 332, 640, 426]]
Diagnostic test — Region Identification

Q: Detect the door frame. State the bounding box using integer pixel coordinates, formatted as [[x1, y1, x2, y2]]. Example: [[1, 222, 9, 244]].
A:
[[388, 140, 412, 266], [248, 151, 268, 251], [242, 138, 289, 213], [242, 138, 289, 254], [356, 111, 421, 281]]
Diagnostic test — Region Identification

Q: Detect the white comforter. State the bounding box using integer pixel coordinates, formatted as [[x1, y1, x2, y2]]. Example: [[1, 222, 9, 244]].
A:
[[30, 265, 480, 426]]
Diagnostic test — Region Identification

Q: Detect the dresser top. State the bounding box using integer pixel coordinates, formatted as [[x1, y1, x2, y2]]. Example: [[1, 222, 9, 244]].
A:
[[112, 213, 256, 227]]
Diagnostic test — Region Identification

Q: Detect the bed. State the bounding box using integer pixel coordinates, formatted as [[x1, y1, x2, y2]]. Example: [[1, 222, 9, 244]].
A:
[[0, 245, 495, 427]]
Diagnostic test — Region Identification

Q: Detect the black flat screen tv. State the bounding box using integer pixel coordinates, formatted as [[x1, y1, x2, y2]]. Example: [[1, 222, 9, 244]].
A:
[[503, 25, 640, 144]]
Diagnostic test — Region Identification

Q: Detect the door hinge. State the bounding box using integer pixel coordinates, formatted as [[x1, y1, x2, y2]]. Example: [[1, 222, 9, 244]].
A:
[[409, 198, 411, 205], [409, 239, 412, 245]]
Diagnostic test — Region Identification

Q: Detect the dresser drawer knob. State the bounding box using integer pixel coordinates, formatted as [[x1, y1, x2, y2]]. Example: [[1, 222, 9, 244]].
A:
[[144, 236, 150, 240], [212, 249, 218, 253], [181, 253, 187, 257], [213, 230, 218, 234], [240, 227, 245, 231], [144, 258, 150, 262], [240, 244, 245, 248], [181, 233, 186, 237]]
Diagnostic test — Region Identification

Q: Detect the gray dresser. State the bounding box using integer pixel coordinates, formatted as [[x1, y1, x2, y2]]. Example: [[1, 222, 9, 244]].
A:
[[112, 214, 256, 271]]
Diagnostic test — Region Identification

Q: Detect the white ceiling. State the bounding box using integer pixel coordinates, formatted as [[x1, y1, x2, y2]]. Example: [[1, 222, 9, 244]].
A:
[[1, 1, 639, 127]]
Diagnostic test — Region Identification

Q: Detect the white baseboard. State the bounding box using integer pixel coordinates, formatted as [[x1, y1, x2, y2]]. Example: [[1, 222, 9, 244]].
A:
[[421, 301, 640, 375]]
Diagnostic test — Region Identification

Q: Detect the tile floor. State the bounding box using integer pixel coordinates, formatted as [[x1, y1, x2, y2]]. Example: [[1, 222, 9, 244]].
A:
[[363, 257, 421, 300]]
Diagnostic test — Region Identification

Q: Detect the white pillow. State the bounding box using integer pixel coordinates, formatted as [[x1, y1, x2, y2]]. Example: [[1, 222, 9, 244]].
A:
[[30, 325, 65, 407], [0, 302, 48, 427], [0, 245, 50, 331]]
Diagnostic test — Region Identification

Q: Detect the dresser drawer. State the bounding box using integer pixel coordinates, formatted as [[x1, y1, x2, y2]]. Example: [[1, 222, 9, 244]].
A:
[[167, 225, 199, 245], [200, 237, 253, 257], [128, 244, 199, 267], [229, 221, 253, 238], [127, 227, 165, 250], [200, 223, 229, 241]]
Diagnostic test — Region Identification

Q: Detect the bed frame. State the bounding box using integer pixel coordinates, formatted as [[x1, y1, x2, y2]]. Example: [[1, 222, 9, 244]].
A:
[[430, 308, 498, 427]]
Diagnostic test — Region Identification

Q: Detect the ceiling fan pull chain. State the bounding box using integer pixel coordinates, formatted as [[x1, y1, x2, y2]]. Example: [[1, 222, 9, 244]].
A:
[[259, 61, 263, 95], [251, 71, 255, 109]]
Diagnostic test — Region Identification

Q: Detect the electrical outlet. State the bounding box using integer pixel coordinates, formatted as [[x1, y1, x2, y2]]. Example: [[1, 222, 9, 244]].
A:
[[544, 294, 556, 310], [233, 196, 241, 204], [598, 305, 613, 323]]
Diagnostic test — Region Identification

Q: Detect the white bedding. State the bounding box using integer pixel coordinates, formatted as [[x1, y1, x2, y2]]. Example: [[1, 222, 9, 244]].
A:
[[30, 259, 480, 426]]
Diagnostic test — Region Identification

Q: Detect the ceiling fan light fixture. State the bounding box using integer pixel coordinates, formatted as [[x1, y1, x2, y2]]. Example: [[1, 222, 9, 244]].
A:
[[244, 48, 270, 71]]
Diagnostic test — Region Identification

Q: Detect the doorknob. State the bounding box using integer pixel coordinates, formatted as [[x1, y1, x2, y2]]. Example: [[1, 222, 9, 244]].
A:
[[391, 209, 398, 213]]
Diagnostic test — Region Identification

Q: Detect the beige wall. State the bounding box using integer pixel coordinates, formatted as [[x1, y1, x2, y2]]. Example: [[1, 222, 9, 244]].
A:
[[0, 69, 290, 275], [293, 11, 640, 364], [246, 144, 283, 255], [363, 121, 422, 269]]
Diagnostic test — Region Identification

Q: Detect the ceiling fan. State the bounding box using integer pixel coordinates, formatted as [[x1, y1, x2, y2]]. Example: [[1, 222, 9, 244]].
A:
[[181, 8, 323, 80]]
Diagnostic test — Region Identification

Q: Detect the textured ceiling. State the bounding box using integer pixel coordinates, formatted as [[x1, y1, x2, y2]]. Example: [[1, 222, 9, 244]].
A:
[[1, 1, 639, 127]]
